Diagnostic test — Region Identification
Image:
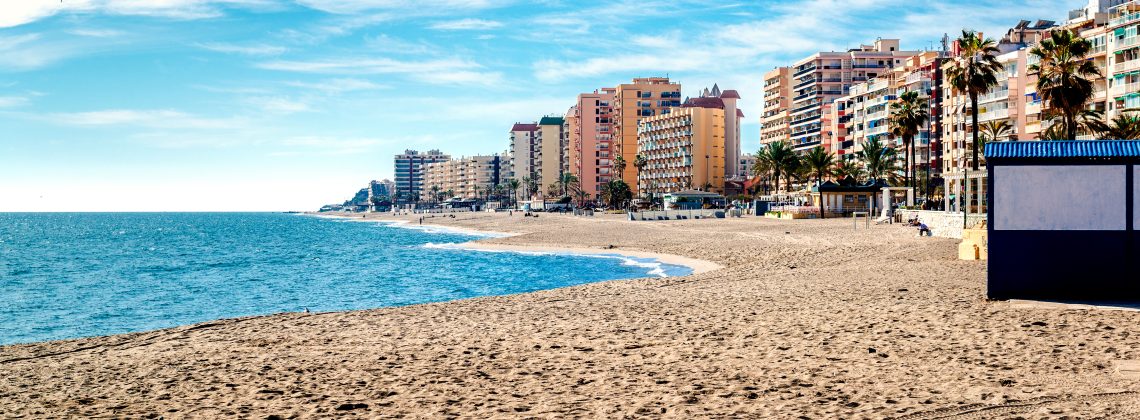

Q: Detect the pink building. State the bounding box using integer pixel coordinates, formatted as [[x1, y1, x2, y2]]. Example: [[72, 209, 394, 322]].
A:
[[569, 88, 617, 199]]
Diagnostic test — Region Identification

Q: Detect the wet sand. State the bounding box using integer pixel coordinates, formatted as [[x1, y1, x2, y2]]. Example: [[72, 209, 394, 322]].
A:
[[1, 211, 1138, 418]]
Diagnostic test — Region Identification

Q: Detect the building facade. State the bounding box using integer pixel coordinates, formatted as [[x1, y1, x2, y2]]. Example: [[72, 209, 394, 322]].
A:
[[393, 149, 450, 204], [636, 106, 726, 197], [422, 155, 503, 200], [613, 77, 682, 192], [787, 39, 919, 153], [761, 67, 792, 148], [568, 88, 617, 199], [508, 122, 538, 196], [536, 116, 565, 196]]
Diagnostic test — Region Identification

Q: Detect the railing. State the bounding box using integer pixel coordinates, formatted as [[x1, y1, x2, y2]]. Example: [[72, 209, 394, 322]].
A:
[[1111, 82, 1140, 97], [1115, 52, 1140, 70], [977, 108, 1010, 122], [1110, 12, 1140, 27]]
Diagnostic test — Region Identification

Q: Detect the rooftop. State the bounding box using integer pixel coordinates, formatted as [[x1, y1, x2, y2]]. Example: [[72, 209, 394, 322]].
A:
[[538, 116, 564, 126]]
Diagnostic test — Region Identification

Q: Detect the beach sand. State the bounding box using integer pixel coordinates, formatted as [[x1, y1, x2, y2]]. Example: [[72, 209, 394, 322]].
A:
[[2, 212, 1139, 418]]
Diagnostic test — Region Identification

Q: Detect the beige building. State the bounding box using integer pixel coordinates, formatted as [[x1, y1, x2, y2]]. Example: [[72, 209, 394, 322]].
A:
[[613, 77, 682, 192], [423, 155, 503, 200], [636, 106, 726, 197], [761, 67, 792, 147], [509, 123, 538, 184]]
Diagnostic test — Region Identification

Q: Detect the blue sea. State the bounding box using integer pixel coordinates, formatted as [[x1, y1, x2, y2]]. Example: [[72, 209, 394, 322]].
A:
[[0, 213, 690, 346]]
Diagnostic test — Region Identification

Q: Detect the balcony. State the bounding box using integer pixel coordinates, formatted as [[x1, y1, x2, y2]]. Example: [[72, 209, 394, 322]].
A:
[[793, 65, 818, 77], [1115, 59, 1140, 74], [1111, 81, 1140, 97], [1111, 12, 1140, 26], [1115, 36, 1140, 52], [977, 108, 1010, 122]]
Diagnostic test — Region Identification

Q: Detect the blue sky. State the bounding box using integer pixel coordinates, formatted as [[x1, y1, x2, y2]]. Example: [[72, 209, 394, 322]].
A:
[[0, 0, 1076, 211]]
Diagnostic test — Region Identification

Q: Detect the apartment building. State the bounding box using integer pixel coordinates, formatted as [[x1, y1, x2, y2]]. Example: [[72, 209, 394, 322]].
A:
[[832, 51, 946, 176], [568, 88, 617, 199], [787, 39, 919, 153], [636, 104, 726, 197], [940, 20, 1054, 213], [508, 122, 538, 194], [393, 149, 450, 204], [613, 77, 683, 192], [761, 67, 792, 147], [535, 116, 565, 195], [423, 155, 503, 199], [1107, 1, 1140, 118]]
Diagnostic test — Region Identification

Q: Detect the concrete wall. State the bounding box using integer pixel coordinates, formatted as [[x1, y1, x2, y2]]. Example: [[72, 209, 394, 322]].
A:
[[897, 210, 987, 239]]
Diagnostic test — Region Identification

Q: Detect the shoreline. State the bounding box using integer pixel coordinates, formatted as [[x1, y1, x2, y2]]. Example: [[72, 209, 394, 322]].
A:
[[459, 242, 723, 275], [315, 211, 722, 275], [5, 212, 1139, 418]]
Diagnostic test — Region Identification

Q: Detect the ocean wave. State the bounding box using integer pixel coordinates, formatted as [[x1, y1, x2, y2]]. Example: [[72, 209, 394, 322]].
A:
[[420, 243, 677, 278]]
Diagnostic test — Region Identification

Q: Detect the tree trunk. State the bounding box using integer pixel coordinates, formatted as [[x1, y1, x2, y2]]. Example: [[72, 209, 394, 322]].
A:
[[909, 135, 916, 193], [971, 93, 980, 171], [818, 175, 825, 219], [1067, 110, 1077, 140]]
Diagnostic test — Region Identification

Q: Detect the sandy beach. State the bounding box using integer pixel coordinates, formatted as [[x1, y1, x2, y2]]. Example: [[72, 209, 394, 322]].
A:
[[2, 212, 1139, 418]]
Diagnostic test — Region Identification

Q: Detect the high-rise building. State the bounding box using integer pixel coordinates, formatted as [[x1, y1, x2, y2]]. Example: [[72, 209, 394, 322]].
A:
[[568, 88, 617, 200], [613, 77, 682, 193], [536, 116, 565, 196], [393, 149, 449, 204], [1106, 2, 1140, 118], [422, 155, 503, 200], [787, 39, 919, 153], [761, 67, 792, 148], [636, 104, 726, 197], [831, 50, 945, 175], [693, 84, 743, 179], [508, 122, 539, 196]]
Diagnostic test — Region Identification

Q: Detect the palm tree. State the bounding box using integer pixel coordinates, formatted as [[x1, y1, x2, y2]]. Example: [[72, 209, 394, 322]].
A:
[[888, 90, 929, 190], [1030, 29, 1100, 140], [633, 154, 648, 195], [946, 29, 1003, 171], [833, 161, 866, 182], [758, 141, 796, 193], [429, 185, 441, 203], [612, 155, 627, 182], [1099, 113, 1140, 140], [751, 152, 774, 195], [558, 172, 579, 197], [472, 185, 480, 201], [521, 176, 535, 201], [860, 138, 898, 183], [980, 120, 1012, 145], [506, 178, 521, 208], [804, 146, 835, 218]]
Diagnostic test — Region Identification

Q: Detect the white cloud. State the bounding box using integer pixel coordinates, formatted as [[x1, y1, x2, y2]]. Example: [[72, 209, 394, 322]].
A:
[[67, 28, 127, 38], [292, 0, 505, 14], [0, 96, 29, 108], [49, 109, 246, 129], [429, 18, 502, 30], [258, 56, 503, 86], [247, 96, 311, 113], [196, 42, 287, 56], [285, 78, 389, 93], [0, 0, 280, 28]]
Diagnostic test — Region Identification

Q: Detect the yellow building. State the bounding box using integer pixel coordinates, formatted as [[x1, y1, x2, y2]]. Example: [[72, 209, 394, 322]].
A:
[[535, 116, 564, 197], [613, 77, 682, 193], [636, 106, 726, 197]]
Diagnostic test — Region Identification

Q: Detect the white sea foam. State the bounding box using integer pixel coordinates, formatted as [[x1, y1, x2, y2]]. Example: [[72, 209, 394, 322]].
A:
[[421, 243, 679, 278]]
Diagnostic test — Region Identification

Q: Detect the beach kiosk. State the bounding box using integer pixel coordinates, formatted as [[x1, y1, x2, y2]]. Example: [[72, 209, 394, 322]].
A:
[[986, 140, 1140, 301]]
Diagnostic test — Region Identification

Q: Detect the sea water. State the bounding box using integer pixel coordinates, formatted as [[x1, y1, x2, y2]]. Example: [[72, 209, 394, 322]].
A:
[[0, 213, 690, 345]]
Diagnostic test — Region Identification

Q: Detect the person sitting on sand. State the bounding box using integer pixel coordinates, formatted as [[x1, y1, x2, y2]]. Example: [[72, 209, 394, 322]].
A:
[[917, 222, 931, 237]]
